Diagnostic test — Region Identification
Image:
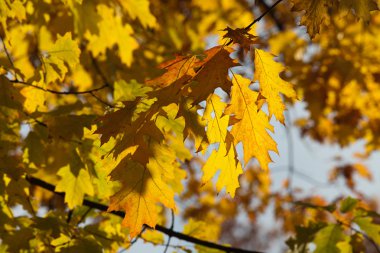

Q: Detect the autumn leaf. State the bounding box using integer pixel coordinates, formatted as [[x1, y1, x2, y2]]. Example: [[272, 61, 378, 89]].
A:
[[201, 94, 242, 197], [146, 55, 197, 88], [313, 224, 347, 253], [108, 155, 176, 238], [254, 48, 296, 124], [41, 32, 81, 83], [340, 0, 378, 23], [118, 0, 157, 28], [202, 142, 242, 197], [86, 4, 138, 67], [223, 26, 258, 51], [55, 156, 94, 209], [226, 74, 277, 170], [354, 217, 380, 244], [0, 0, 26, 30], [20, 86, 46, 113], [291, 0, 329, 38], [187, 46, 238, 105]]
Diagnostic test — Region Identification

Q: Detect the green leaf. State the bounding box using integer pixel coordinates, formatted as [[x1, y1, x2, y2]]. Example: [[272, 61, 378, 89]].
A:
[[313, 224, 346, 253], [294, 201, 336, 213], [113, 79, 152, 102], [340, 197, 359, 213], [337, 235, 352, 253], [286, 223, 325, 252], [354, 217, 380, 244]]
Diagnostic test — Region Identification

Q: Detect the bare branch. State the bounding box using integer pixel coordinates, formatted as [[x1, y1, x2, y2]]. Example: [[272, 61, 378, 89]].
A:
[[26, 175, 265, 253], [10, 79, 109, 95]]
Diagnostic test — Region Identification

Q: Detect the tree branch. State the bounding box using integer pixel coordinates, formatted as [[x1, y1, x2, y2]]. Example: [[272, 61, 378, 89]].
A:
[[25, 175, 264, 253], [256, 0, 285, 31], [245, 0, 285, 31], [226, 0, 285, 46], [10, 79, 109, 95]]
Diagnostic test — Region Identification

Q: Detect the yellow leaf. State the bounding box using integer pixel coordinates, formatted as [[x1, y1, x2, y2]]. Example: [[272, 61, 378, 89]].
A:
[[55, 165, 94, 209], [226, 74, 277, 170], [86, 4, 138, 67], [203, 94, 229, 144], [20, 86, 46, 113], [183, 218, 220, 242], [70, 65, 93, 90], [254, 48, 296, 123], [142, 230, 164, 245], [0, 0, 26, 29], [202, 141, 242, 197], [202, 94, 242, 196], [118, 0, 157, 28], [42, 32, 81, 83]]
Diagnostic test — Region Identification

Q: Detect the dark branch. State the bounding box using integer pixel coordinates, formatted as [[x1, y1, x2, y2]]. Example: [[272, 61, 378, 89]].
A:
[[26, 175, 264, 253], [245, 0, 285, 31], [256, 0, 285, 31], [338, 220, 380, 253], [226, 0, 285, 46], [10, 79, 109, 95], [0, 33, 18, 80], [163, 210, 175, 253]]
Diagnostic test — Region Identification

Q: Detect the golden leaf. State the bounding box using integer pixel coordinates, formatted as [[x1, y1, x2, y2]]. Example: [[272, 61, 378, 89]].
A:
[[226, 74, 277, 170], [254, 48, 296, 124]]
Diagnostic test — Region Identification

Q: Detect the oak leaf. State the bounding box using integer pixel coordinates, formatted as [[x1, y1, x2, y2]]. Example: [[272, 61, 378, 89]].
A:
[[254, 48, 296, 124], [226, 74, 277, 170], [340, 0, 378, 23], [313, 224, 347, 253], [354, 217, 380, 244], [202, 94, 242, 196], [223, 26, 258, 51], [108, 156, 176, 238], [187, 46, 238, 105], [291, 0, 329, 38], [146, 55, 197, 88]]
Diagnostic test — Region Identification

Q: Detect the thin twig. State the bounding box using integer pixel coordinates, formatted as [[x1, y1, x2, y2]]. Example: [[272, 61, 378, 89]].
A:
[[89, 53, 113, 92], [89, 91, 115, 108], [21, 111, 48, 128], [77, 207, 92, 225], [67, 209, 74, 223], [226, 0, 285, 46], [129, 226, 147, 247], [245, 0, 285, 31], [338, 220, 380, 253], [25, 175, 264, 253], [0, 33, 18, 81], [163, 210, 175, 253], [10, 79, 108, 95], [256, 0, 285, 31], [285, 110, 294, 195]]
